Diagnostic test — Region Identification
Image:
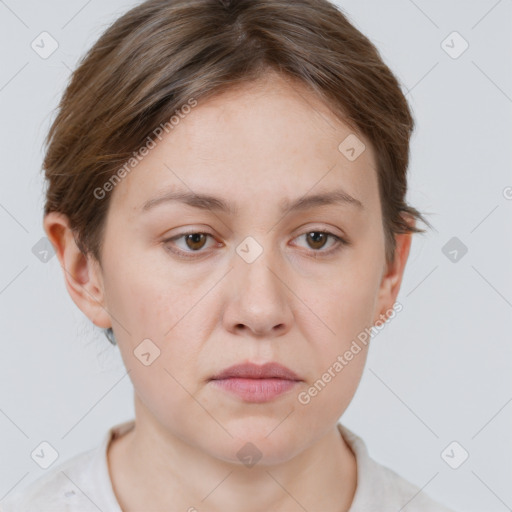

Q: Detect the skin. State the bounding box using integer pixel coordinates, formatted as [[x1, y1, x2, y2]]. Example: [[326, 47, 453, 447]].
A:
[[44, 70, 413, 512]]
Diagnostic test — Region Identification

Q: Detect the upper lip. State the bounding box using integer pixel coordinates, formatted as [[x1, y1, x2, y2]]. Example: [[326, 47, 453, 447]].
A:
[[210, 362, 302, 381]]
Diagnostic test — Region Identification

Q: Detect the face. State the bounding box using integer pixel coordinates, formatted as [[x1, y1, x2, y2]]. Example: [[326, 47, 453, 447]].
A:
[[52, 72, 410, 465]]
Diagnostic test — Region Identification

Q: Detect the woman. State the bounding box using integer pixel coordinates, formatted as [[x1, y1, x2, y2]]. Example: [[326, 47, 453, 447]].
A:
[[1, 0, 456, 510]]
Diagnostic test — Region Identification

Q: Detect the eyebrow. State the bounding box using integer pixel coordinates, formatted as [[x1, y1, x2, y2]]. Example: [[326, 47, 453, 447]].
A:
[[141, 188, 364, 215]]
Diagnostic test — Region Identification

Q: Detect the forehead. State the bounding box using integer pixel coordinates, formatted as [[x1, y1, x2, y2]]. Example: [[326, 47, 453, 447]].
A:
[[110, 73, 379, 217]]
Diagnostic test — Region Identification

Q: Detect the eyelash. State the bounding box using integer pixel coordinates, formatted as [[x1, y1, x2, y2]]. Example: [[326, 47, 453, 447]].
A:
[[162, 230, 350, 260]]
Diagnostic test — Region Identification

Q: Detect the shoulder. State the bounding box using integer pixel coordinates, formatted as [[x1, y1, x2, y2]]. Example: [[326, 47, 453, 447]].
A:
[[337, 423, 457, 512], [0, 419, 134, 512], [0, 448, 99, 512]]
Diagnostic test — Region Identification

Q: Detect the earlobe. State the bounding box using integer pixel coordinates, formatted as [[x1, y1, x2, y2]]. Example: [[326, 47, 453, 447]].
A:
[[43, 212, 111, 329]]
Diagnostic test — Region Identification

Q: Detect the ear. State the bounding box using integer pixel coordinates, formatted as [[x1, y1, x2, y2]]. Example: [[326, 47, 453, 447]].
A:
[[43, 212, 111, 329], [373, 220, 414, 324]]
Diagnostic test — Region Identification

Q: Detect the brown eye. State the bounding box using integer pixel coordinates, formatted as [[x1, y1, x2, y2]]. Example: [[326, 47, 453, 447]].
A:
[[305, 232, 329, 250], [163, 231, 217, 259], [184, 233, 208, 251], [293, 230, 348, 256]]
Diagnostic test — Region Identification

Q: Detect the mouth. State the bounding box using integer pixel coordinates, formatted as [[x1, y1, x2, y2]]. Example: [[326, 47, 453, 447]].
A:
[[209, 362, 303, 403]]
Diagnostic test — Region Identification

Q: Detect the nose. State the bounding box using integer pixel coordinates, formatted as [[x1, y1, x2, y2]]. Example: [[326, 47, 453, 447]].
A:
[[222, 237, 294, 338]]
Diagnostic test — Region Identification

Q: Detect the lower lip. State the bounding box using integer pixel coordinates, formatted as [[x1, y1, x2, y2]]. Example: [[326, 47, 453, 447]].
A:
[[210, 378, 299, 403]]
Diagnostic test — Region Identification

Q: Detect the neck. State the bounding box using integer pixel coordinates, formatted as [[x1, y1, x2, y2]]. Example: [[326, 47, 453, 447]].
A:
[[108, 402, 357, 512]]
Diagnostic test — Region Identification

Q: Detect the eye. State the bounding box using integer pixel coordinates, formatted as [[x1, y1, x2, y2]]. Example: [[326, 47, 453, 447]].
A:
[[163, 229, 349, 260], [292, 230, 348, 256], [163, 231, 219, 259]]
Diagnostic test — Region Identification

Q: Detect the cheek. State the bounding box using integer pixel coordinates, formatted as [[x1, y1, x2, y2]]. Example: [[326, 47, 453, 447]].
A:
[[305, 256, 382, 350], [126, 352, 215, 447], [298, 348, 368, 419], [108, 272, 208, 427], [287, 270, 377, 415], [102, 253, 198, 342]]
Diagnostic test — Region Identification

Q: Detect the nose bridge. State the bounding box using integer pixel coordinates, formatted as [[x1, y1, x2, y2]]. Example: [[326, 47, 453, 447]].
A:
[[234, 234, 284, 298], [226, 233, 292, 335]]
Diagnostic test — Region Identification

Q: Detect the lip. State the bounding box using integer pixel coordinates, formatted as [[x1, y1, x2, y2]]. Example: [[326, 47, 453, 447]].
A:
[[209, 362, 302, 403]]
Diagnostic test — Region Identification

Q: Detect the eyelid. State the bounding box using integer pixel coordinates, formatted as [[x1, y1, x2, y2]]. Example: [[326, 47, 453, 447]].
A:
[[162, 230, 220, 259], [162, 226, 350, 259], [290, 231, 349, 259]]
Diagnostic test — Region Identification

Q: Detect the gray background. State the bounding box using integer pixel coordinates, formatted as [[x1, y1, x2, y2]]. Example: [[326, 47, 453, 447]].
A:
[[1, 1, 511, 510]]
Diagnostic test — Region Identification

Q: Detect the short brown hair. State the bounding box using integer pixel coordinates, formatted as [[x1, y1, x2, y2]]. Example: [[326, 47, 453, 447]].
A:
[[43, 0, 430, 265]]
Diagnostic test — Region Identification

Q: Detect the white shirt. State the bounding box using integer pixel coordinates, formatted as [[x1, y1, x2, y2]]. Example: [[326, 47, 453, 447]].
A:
[[1, 419, 456, 511]]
